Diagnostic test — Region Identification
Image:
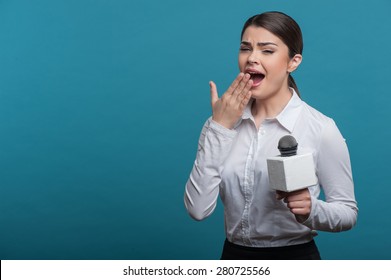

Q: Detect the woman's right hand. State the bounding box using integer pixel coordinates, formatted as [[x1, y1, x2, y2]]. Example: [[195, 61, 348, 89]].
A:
[[210, 73, 253, 129]]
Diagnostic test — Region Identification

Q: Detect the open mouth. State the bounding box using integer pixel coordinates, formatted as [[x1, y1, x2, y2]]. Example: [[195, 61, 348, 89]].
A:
[[248, 72, 265, 87]]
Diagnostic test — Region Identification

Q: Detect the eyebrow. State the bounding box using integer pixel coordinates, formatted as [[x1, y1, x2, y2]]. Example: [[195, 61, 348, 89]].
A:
[[240, 41, 278, 47]]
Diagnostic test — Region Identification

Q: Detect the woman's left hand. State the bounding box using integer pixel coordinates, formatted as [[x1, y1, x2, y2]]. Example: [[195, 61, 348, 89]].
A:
[[276, 188, 311, 223]]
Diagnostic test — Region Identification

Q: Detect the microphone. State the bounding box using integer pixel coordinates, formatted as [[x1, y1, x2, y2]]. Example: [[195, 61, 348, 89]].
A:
[[267, 135, 317, 192], [278, 135, 298, 157]]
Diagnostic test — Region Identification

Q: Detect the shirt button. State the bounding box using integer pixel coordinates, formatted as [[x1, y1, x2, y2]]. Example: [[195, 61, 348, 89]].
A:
[[260, 129, 266, 135]]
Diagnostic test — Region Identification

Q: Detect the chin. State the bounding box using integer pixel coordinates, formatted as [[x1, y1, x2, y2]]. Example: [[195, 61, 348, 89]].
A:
[[250, 87, 268, 99]]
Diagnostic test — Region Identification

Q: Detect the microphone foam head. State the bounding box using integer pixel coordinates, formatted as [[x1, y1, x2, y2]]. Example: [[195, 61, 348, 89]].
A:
[[278, 135, 298, 157]]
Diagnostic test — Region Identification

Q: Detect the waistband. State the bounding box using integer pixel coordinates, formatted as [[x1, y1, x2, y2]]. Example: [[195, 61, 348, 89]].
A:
[[221, 239, 321, 260]]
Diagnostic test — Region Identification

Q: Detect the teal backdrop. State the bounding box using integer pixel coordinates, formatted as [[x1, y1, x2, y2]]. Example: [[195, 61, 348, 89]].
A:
[[0, 0, 390, 259]]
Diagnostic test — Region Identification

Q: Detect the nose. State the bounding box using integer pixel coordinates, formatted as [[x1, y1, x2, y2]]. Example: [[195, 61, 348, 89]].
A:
[[248, 50, 260, 64]]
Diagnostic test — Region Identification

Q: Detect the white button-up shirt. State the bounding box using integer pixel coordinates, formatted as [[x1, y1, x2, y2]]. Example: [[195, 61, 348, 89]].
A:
[[184, 90, 358, 247]]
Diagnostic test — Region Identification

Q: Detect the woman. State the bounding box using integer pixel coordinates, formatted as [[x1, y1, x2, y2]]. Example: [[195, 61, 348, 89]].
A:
[[184, 11, 357, 260]]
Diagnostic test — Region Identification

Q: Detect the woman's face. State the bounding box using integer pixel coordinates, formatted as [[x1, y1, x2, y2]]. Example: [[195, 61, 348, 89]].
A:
[[238, 25, 301, 100]]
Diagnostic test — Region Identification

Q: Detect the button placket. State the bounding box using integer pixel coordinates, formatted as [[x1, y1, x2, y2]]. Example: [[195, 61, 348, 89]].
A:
[[241, 129, 258, 246]]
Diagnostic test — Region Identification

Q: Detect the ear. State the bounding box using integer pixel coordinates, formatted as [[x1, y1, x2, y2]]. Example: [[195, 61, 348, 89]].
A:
[[288, 54, 302, 73]]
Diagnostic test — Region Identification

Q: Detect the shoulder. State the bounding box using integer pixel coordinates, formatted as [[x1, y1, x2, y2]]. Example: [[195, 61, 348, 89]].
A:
[[295, 101, 345, 152], [300, 101, 335, 128], [296, 101, 339, 138]]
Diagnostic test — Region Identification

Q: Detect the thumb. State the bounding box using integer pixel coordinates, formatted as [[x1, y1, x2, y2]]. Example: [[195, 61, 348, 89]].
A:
[[209, 81, 218, 106]]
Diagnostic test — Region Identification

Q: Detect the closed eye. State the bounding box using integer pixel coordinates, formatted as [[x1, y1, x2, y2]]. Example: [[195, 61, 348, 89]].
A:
[[240, 47, 251, 52]]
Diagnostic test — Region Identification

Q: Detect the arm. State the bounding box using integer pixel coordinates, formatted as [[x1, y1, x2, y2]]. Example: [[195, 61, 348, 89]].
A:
[[184, 73, 252, 221], [304, 119, 358, 232], [184, 119, 236, 220], [277, 120, 358, 232]]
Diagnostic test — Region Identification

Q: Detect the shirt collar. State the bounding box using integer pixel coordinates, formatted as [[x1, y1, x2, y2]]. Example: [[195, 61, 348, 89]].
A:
[[275, 89, 303, 133], [242, 100, 253, 120], [241, 88, 303, 133]]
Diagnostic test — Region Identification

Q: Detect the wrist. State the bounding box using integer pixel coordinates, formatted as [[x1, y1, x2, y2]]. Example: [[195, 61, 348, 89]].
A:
[[211, 117, 235, 129]]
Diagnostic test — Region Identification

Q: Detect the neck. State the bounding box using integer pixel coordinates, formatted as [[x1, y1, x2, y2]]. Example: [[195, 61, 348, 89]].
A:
[[251, 86, 293, 129]]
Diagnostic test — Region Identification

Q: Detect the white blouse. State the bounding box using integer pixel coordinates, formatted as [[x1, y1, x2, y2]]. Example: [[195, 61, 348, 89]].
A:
[[184, 90, 358, 247]]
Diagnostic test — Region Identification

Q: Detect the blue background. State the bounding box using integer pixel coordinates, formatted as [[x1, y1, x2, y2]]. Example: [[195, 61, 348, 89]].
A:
[[0, 0, 390, 260]]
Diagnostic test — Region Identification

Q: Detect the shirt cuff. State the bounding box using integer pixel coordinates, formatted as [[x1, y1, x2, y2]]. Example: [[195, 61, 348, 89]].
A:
[[209, 119, 237, 139]]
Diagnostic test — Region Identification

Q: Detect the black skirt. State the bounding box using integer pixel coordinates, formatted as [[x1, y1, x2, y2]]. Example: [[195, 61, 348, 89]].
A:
[[221, 239, 321, 260]]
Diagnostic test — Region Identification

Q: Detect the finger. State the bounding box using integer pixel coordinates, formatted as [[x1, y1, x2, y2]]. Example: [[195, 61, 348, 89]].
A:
[[243, 77, 254, 93], [209, 81, 218, 106], [232, 73, 251, 96], [285, 189, 310, 202], [284, 193, 304, 203], [239, 90, 252, 110], [236, 78, 253, 103], [290, 207, 310, 216], [284, 194, 306, 203], [287, 200, 310, 209], [227, 73, 245, 95]]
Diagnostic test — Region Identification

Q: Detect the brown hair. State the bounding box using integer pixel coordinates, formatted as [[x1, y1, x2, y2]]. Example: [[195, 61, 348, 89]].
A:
[[241, 11, 303, 96]]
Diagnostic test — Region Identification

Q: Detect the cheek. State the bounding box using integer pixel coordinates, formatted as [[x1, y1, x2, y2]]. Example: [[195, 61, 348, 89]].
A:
[[238, 55, 247, 71], [265, 59, 289, 75]]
